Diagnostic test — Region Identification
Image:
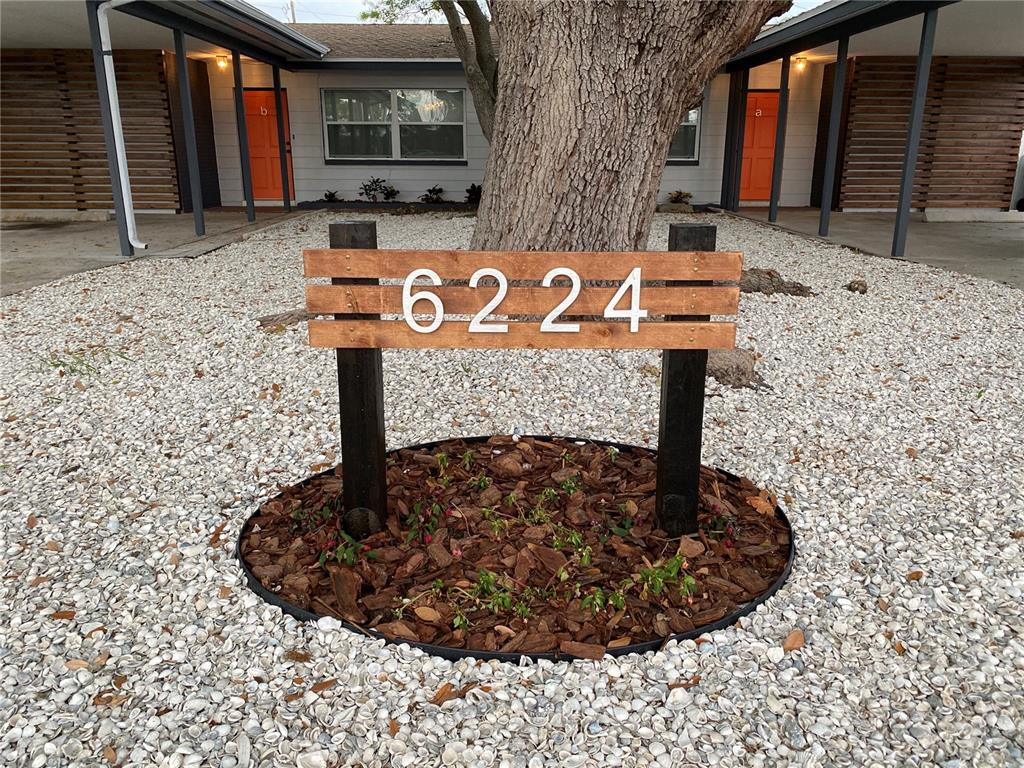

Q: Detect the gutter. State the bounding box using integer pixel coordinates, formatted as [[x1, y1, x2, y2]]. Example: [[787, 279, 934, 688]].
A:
[[97, 0, 146, 250]]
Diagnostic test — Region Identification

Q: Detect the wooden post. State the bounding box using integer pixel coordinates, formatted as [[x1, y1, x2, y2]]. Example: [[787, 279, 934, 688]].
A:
[[656, 223, 716, 537], [330, 221, 387, 522]]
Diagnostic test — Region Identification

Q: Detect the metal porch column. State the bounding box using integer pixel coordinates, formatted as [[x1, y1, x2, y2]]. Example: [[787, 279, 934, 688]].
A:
[[720, 69, 749, 211], [768, 55, 791, 223], [232, 51, 256, 222], [818, 36, 850, 237], [173, 28, 205, 236], [272, 66, 291, 212], [892, 9, 938, 258], [86, 0, 132, 258]]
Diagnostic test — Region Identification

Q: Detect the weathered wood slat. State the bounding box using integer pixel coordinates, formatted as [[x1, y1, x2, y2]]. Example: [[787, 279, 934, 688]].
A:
[[838, 55, 1024, 210], [304, 249, 743, 281], [306, 284, 740, 316], [0, 48, 179, 211], [308, 319, 736, 350]]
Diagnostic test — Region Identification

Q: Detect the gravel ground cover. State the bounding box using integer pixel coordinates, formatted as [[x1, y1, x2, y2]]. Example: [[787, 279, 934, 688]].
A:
[[1, 212, 1022, 768]]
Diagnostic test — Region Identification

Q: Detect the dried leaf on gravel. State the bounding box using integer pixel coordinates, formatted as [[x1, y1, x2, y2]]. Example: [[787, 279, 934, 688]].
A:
[[51, 610, 76, 620], [388, 719, 399, 737], [218, 586, 232, 599], [429, 681, 476, 706], [45, 541, 61, 552], [283, 649, 311, 663], [209, 521, 228, 548], [103, 745, 117, 765], [668, 674, 701, 690], [310, 679, 336, 693], [783, 629, 805, 652], [66, 659, 89, 670], [907, 570, 924, 582], [26, 514, 37, 529]]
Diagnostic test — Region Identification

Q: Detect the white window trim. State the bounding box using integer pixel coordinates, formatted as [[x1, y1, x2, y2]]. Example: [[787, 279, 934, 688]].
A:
[[321, 87, 467, 162], [667, 107, 702, 162]]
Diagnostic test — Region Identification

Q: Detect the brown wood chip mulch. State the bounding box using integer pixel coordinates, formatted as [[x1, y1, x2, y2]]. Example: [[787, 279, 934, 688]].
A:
[[240, 436, 790, 657]]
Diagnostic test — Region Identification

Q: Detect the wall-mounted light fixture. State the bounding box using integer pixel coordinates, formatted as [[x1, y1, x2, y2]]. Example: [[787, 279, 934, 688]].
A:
[[794, 57, 808, 73], [216, 55, 229, 71]]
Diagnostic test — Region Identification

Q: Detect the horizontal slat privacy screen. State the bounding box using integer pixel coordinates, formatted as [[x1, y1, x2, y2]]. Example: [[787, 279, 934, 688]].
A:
[[840, 56, 1024, 210], [0, 50, 180, 211], [304, 248, 741, 350]]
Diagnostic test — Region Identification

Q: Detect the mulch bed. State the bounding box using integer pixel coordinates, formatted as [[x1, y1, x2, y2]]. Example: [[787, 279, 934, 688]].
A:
[[239, 436, 790, 658]]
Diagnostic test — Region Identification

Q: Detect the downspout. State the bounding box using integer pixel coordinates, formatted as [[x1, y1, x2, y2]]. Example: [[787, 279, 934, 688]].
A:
[[97, 0, 147, 249]]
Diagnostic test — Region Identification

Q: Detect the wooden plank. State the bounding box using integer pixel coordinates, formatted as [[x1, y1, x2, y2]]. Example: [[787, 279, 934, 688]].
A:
[[304, 249, 743, 281], [305, 284, 740, 317], [308, 319, 736, 350]]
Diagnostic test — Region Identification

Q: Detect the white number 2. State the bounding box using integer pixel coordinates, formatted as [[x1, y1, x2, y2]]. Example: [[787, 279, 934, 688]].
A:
[[468, 268, 509, 333], [402, 268, 444, 333], [603, 267, 648, 332], [541, 268, 581, 332]]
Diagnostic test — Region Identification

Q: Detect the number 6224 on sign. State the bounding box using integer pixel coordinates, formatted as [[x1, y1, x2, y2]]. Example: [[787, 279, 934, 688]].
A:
[[402, 267, 647, 334]]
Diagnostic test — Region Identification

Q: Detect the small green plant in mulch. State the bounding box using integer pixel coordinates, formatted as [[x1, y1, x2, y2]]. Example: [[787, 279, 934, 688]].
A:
[[406, 500, 450, 545], [318, 530, 375, 567], [467, 473, 491, 491]]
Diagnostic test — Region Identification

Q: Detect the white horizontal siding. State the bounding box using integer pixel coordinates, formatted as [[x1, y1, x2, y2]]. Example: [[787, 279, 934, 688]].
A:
[[208, 60, 825, 208]]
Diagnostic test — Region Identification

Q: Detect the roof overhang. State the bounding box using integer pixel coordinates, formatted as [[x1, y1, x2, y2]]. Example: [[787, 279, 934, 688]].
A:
[[114, 0, 327, 65], [726, 0, 959, 71]]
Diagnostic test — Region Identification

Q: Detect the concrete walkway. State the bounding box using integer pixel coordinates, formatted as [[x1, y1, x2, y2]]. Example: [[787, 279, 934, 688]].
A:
[[738, 207, 1024, 290], [0, 211, 296, 295]]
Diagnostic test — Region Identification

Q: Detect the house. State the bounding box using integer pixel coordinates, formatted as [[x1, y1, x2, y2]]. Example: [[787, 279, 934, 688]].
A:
[[1, 0, 1022, 260]]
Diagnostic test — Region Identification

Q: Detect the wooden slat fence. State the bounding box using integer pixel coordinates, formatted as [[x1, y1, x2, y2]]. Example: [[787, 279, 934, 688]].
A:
[[840, 56, 1024, 210], [0, 49, 180, 210]]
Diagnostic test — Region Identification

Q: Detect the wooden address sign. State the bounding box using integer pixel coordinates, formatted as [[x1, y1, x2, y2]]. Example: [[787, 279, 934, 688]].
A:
[[308, 221, 736, 538], [303, 248, 742, 350]]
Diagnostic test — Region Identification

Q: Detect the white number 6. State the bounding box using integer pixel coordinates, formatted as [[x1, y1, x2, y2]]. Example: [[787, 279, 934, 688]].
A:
[[402, 268, 444, 333], [468, 268, 509, 333], [541, 267, 581, 332]]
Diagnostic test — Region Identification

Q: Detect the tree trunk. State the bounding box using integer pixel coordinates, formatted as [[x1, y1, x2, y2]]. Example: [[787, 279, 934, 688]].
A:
[[472, 0, 789, 251]]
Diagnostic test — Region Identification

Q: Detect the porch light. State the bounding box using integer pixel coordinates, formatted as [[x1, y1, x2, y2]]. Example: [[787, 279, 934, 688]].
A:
[[216, 55, 229, 70], [794, 57, 807, 73]]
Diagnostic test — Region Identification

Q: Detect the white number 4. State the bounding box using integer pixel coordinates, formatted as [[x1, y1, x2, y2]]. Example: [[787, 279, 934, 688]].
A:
[[603, 267, 648, 332]]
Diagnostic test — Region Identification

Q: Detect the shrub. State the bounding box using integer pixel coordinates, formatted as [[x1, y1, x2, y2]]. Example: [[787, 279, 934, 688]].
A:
[[359, 177, 399, 203], [419, 185, 445, 204], [323, 190, 339, 202], [667, 190, 693, 204], [464, 183, 482, 206]]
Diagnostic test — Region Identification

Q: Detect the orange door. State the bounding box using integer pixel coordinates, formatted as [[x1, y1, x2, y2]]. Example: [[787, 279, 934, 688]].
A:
[[740, 92, 778, 201], [244, 89, 294, 200]]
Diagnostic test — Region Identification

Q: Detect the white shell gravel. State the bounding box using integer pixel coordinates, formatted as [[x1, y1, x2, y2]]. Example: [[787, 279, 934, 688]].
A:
[[1, 211, 1022, 768]]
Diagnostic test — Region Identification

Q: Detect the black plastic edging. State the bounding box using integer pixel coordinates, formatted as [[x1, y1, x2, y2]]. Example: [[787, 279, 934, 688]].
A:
[[236, 435, 797, 663]]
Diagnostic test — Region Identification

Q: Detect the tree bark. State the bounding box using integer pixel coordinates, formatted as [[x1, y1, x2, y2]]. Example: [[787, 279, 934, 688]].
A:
[[472, 0, 789, 251]]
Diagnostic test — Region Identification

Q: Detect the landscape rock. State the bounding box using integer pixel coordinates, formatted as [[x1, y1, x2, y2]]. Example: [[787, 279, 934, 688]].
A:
[[740, 267, 814, 296], [708, 348, 766, 389]]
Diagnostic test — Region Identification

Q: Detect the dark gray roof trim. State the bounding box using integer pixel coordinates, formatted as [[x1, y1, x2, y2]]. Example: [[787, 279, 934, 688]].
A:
[[116, 0, 328, 64], [726, 0, 959, 71]]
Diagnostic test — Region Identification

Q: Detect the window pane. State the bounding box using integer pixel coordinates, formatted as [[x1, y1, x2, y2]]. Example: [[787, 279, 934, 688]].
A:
[[669, 124, 697, 159], [684, 108, 701, 124], [324, 89, 391, 122], [327, 124, 392, 158], [399, 124, 463, 158], [396, 89, 464, 123]]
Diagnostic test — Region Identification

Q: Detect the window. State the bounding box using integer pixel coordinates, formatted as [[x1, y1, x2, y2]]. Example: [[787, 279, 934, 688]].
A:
[[668, 108, 701, 162], [322, 88, 465, 161]]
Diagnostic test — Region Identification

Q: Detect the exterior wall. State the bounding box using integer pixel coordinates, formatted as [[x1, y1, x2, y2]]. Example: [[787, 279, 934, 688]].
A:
[[209, 59, 826, 208], [208, 61, 486, 205]]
